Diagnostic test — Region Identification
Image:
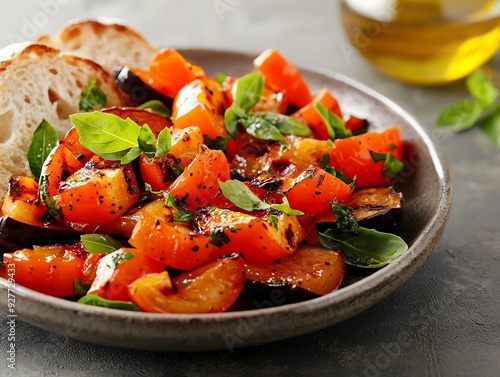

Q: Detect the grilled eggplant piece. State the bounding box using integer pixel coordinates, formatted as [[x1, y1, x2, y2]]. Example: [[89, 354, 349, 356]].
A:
[[348, 186, 404, 229], [0, 216, 82, 254], [317, 186, 404, 229], [114, 66, 173, 107], [243, 245, 345, 302]]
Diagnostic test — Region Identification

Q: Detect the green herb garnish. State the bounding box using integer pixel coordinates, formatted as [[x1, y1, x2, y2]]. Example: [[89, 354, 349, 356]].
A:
[[215, 73, 227, 85], [80, 234, 122, 255], [370, 151, 404, 178], [329, 201, 359, 234], [466, 69, 499, 109], [203, 135, 231, 151], [137, 100, 172, 118], [315, 103, 352, 140], [79, 78, 107, 111], [318, 227, 408, 268], [269, 197, 303, 215], [155, 127, 172, 158], [69, 112, 171, 163], [73, 279, 92, 296], [27, 119, 59, 179], [77, 294, 141, 311], [436, 100, 483, 132], [437, 70, 500, 146], [219, 179, 303, 215], [240, 115, 285, 141], [318, 153, 355, 187], [481, 110, 500, 147], [224, 73, 311, 140], [233, 72, 264, 114], [208, 227, 231, 247], [38, 175, 64, 219], [164, 193, 195, 223], [267, 213, 279, 229], [107, 251, 134, 270]]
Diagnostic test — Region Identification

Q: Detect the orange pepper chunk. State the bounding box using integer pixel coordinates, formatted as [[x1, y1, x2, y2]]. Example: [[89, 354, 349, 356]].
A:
[[3, 245, 85, 297], [292, 88, 343, 140], [129, 257, 245, 313], [172, 77, 227, 139], [129, 210, 224, 270], [168, 147, 231, 210], [135, 48, 199, 99], [87, 247, 166, 302], [2, 176, 47, 227], [254, 48, 312, 108]]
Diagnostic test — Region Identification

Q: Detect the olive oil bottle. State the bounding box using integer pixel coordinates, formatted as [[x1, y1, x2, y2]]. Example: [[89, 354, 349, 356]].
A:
[[341, 0, 500, 84]]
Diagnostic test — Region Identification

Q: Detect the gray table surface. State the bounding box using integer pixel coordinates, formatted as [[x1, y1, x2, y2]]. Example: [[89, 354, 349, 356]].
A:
[[1, 0, 499, 376]]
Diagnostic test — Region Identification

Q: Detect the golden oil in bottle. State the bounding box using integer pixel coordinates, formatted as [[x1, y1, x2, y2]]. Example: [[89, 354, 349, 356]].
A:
[[340, 0, 500, 85]]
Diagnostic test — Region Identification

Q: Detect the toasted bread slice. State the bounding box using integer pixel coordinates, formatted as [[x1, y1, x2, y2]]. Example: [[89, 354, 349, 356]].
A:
[[0, 43, 124, 199], [36, 19, 158, 72]]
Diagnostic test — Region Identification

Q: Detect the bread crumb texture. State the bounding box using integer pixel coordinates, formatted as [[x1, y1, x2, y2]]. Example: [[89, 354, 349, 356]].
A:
[[0, 43, 124, 203]]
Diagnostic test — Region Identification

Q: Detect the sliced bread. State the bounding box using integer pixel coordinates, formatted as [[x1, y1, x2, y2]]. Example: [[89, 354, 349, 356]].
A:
[[36, 19, 158, 73], [0, 43, 124, 199]]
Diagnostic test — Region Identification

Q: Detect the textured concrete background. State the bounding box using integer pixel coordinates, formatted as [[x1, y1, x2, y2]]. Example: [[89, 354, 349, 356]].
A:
[[1, 0, 500, 376]]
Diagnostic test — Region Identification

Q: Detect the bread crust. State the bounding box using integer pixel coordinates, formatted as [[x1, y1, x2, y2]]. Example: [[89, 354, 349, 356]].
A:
[[35, 19, 158, 72]]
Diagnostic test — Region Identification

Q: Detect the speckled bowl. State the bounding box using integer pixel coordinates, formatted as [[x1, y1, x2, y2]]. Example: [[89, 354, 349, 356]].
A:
[[0, 49, 452, 352]]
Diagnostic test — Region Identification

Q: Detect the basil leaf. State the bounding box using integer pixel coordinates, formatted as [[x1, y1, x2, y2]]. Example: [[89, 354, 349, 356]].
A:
[[219, 179, 271, 211], [120, 147, 142, 164], [329, 202, 358, 233], [324, 166, 353, 186], [171, 158, 184, 176], [254, 112, 311, 137], [381, 153, 404, 178], [233, 72, 264, 113], [79, 78, 107, 111], [216, 73, 227, 85], [224, 107, 239, 138], [81, 234, 122, 255], [70, 112, 140, 154], [370, 151, 404, 178], [73, 279, 92, 296], [267, 214, 279, 229], [436, 100, 482, 131], [316, 103, 352, 139], [155, 127, 172, 158], [38, 175, 64, 219], [480, 107, 500, 147], [242, 115, 285, 141], [203, 135, 231, 151], [270, 197, 304, 215], [319, 153, 330, 169], [107, 251, 134, 270], [164, 193, 195, 223], [77, 294, 141, 311], [137, 100, 172, 118], [144, 182, 162, 195], [27, 119, 59, 179], [320, 154, 355, 187], [96, 150, 128, 161], [137, 124, 157, 155], [318, 227, 408, 268], [208, 227, 230, 247], [466, 70, 499, 109]]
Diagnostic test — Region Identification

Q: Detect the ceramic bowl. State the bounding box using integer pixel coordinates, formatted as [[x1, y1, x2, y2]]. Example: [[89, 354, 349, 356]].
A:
[[0, 49, 452, 351]]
